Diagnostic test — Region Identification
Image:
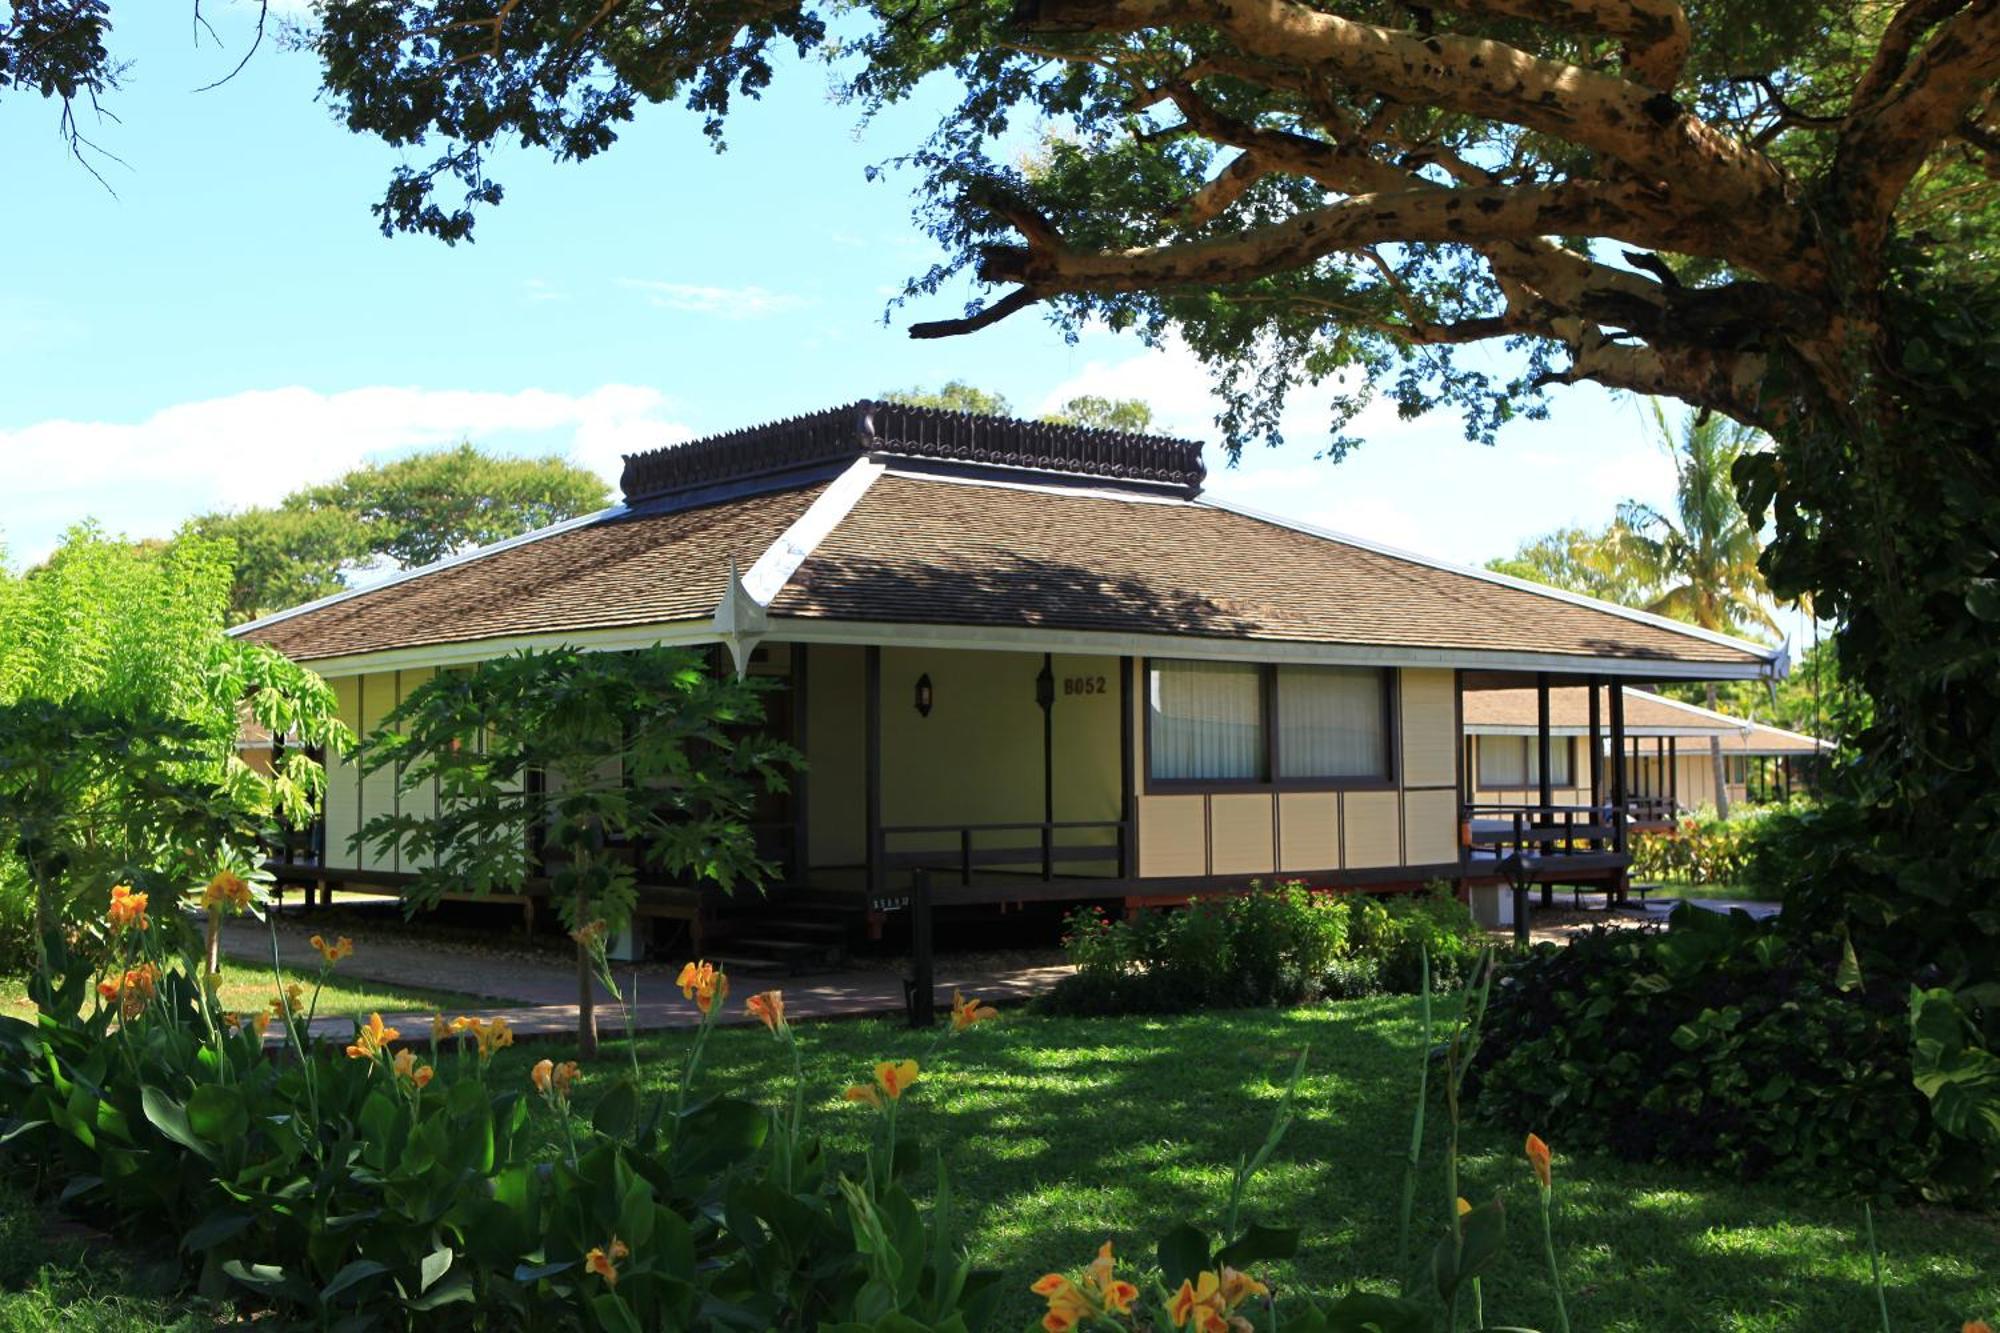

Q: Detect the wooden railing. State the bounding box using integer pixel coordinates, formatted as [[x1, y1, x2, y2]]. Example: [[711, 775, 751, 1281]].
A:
[[876, 819, 1130, 884], [1463, 803, 1620, 859]]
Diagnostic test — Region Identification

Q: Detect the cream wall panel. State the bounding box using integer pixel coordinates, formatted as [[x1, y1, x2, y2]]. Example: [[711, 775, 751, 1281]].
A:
[[322, 676, 361, 872], [881, 648, 1042, 863], [1403, 788, 1460, 867], [807, 644, 867, 868], [1400, 669, 1457, 788], [396, 668, 438, 872], [1344, 791, 1401, 869], [357, 672, 400, 876], [1139, 794, 1206, 877], [1278, 792, 1339, 872], [1209, 793, 1274, 875]]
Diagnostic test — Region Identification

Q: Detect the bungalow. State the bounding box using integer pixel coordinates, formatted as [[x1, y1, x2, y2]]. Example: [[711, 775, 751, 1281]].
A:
[[233, 402, 1783, 959], [1463, 687, 1833, 821]]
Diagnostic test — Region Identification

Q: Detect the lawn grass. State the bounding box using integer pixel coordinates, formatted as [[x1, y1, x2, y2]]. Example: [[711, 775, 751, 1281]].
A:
[[494, 999, 1996, 1332], [0, 998, 1990, 1330], [0, 965, 486, 1024], [1636, 880, 1776, 904]]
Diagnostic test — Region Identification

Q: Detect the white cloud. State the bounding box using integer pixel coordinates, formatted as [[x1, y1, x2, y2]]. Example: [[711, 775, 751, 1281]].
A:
[[0, 384, 693, 564], [620, 279, 808, 319]]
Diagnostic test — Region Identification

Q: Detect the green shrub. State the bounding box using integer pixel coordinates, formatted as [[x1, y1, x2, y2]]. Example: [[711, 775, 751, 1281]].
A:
[[1468, 904, 1994, 1202], [1044, 881, 1477, 1015]]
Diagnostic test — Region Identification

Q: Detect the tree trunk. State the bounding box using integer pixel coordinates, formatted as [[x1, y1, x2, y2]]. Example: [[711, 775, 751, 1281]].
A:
[[1706, 681, 1730, 818], [575, 887, 598, 1059]]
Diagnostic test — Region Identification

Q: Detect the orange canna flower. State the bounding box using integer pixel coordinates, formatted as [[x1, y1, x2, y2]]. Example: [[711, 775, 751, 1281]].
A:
[[608, 1237, 629, 1263], [1525, 1133, 1553, 1191], [950, 989, 998, 1032], [531, 1058, 554, 1094], [583, 1246, 619, 1287], [271, 982, 306, 1019], [105, 885, 150, 933], [1168, 1268, 1265, 1333], [570, 920, 609, 950], [842, 1083, 883, 1109], [391, 1047, 433, 1089], [554, 1060, 579, 1098], [747, 989, 787, 1034], [309, 934, 354, 965], [1032, 1240, 1140, 1330], [202, 871, 253, 915], [345, 1012, 400, 1060], [676, 960, 729, 1015], [1456, 1197, 1473, 1217], [251, 1010, 272, 1040], [1966, 1323, 1995, 1333]]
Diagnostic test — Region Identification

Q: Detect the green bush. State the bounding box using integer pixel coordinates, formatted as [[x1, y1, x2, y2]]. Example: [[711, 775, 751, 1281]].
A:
[[1045, 882, 1476, 1015], [1467, 904, 1996, 1202]]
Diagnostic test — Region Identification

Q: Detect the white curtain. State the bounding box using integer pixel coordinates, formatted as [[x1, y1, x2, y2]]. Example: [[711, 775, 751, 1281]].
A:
[[1149, 660, 1263, 780], [1276, 665, 1387, 779], [1478, 737, 1573, 787]]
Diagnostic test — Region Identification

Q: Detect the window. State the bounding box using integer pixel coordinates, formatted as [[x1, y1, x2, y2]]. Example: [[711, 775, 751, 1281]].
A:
[[1148, 660, 1265, 781], [1478, 737, 1573, 787], [1276, 665, 1389, 779], [1146, 659, 1393, 785]]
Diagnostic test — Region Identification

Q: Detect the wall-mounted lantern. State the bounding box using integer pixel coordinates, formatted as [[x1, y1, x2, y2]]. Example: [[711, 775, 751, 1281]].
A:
[[915, 673, 934, 718]]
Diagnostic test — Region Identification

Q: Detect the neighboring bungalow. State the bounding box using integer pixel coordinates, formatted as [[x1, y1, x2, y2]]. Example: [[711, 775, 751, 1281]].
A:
[[1463, 687, 1833, 822], [232, 402, 1783, 958]]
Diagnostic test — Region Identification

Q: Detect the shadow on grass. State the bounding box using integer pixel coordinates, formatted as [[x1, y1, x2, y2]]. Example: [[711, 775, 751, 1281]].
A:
[[495, 998, 1998, 1332]]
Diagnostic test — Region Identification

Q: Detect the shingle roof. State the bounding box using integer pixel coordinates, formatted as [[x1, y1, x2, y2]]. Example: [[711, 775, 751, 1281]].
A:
[[241, 482, 828, 662], [237, 460, 1773, 674], [1464, 686, 1829, 752], [769, 475, 1767, 666]]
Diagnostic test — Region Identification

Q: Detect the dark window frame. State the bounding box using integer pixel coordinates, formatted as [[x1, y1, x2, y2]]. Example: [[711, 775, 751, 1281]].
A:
[[1142, 658, 1401, 794]]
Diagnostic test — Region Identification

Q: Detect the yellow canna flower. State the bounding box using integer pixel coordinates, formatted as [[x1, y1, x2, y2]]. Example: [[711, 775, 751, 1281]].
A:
[[270, 982, 306, 1019], [1525, 1133, 1553, 1192], [583, 1246, 619, 1287], [747, 989, 787, 1035], [431, 1013, 452, 1043], [1456, 1197, 1473, 1217], [608, 1236, 629, 1262], [251, 1010, 272, 1039], [676, 960, 729, 1015], [950, 988, 998, 1031], [531, 1058, 554, 1095], [874, 1059, 919, 1100], [842, 1083, 883, 1109], [202, 871, 253, 915], [391, 1047, 434, 1089], [345, 1012, 399, 1060], [105, 885, 150, 934], [554, 1060, 579, 1098]]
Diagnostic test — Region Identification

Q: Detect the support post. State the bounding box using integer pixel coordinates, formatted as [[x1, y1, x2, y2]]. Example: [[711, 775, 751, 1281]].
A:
[[1037, 653, 1055, 882], [1536, 672, 1553, 907], [791, 642, 810, 887], [865, 646, 883, 904], [1587, 679, 1604, 850], [1667, 735, 1678, 814], [1609, 684, 1628, 901], [1118, 656, 1136, 878], [907, 867, 935, 1029]]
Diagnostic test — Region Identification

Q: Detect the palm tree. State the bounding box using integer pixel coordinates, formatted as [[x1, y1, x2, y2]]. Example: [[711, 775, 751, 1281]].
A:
[[1612, 402, 1782, 815]]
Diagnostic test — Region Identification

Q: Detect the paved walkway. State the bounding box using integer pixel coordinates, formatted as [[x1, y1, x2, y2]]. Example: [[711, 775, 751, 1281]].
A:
[[221, 919, 1071, 1045]]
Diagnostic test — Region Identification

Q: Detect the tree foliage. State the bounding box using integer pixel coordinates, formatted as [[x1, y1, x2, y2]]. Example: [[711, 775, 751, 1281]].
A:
[[885, 381, 1158, 430], [0, 526, 348, 988], [194, 443, 610, 623], [1486, 524, 1657, 607], [355, 645, 800, 1051]]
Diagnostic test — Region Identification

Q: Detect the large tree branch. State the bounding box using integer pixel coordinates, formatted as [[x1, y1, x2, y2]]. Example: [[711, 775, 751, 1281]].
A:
[[1837, 0, 2000, 240], [1416, 0, 1690, 89], [977, 180, 1756, 294], [1017, 0, 1799, 248]]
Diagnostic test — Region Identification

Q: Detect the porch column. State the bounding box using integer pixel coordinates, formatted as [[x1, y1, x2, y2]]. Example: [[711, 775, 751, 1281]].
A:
[[865, 645, 882, 903], [1536, 672, 1554, 907], [1118, 656, 1135, 879], [1587, 678, 1604, 849], [1609, 684, 1628, 858], [1667, 735, 1678, 814], [792, 643, 810, 886], [1037, 653, 1055, 881]]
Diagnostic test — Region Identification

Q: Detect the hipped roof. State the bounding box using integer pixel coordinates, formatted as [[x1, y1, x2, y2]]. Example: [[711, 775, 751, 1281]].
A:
[[1463, 686, 1830, 754], [234, 406, 1781, 679]]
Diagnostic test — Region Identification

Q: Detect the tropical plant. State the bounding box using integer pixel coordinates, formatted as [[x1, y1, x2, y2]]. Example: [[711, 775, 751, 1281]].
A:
[[356, 645, 801, 1056], [1485, 525, 1658, 608], [0, 526, 347, 994]]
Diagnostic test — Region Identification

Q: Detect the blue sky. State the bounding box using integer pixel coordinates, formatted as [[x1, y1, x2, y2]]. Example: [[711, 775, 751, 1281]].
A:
[[0, 1, 1734, 630]]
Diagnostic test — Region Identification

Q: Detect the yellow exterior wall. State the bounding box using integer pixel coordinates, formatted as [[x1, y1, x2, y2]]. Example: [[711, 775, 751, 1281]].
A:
[[1137, 795, 1206, 875], [1401, 669, 1457, 788], [1209, 794, 1275, 875], [1134, 666, 1464, 878], [1278, 792, 1340, 872], [356, 672, 399, 875], [323, 675, 361, 872], [806, 644, 868, 869]]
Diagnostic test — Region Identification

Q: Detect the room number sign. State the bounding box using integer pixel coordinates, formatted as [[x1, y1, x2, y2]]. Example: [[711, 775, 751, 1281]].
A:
[[1062, 675, 1109, 696]]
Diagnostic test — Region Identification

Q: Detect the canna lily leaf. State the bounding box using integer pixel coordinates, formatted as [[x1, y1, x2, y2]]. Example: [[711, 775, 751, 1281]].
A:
[[319, 1258, 390, 1303]]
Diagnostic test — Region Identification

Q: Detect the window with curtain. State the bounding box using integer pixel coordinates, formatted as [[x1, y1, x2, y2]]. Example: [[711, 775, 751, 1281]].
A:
[[1147, 659, 1265, 781], [1275, 665, 1389, 779], [1478, 737, 1573, 787]]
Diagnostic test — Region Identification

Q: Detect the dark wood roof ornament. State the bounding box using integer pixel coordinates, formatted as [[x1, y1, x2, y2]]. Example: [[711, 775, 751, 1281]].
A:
[[619, 400, 1207, 505]]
